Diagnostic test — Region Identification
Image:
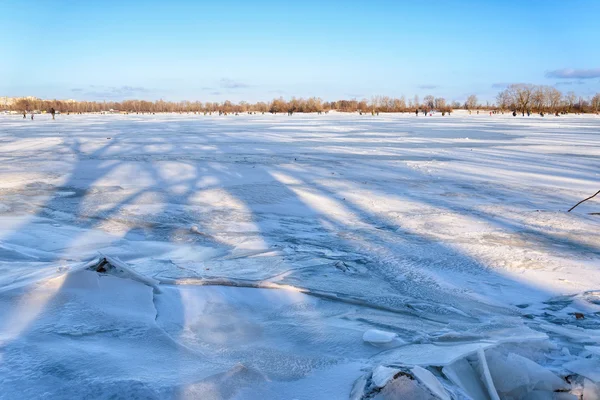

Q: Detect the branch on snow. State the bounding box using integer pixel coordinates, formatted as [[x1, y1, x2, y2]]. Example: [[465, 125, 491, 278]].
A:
[[568, 189, 600, 212]]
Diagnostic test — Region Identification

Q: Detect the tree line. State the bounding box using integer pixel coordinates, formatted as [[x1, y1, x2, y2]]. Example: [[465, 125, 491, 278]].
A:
[[496, 84, 600, 114], [4, 86, 599, 114]]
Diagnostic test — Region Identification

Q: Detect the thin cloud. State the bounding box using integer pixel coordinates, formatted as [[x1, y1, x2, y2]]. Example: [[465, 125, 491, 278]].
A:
[[73, 85, 151, 99], [219, 78, 249, 89], [555, 80, 586, 86], [545, 68, 600, 79], [491, 83, 509, 89], [418, 84, 438, 89]]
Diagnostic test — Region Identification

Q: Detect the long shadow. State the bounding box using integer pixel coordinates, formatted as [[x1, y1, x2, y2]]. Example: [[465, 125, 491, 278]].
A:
[[1, 113, 598, 397]]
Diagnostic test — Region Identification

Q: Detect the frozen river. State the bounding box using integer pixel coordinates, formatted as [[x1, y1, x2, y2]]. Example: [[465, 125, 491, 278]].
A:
[[1, 112, 599, 399]]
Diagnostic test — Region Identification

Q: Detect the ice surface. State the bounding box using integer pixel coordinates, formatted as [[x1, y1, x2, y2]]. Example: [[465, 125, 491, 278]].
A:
[[372, 365, 403, 388], [174, 364, 268, 400], [376, 342, 495, 366], [478, 348, 501, 400], [586, 345, 600, 356], [1, 113, 600, 398], [485, 350, 568, 398], [442, 358, 490, 400], [411, 366, 451, 400], [564, 358, 600, 383], [363, 328, 398, 344]]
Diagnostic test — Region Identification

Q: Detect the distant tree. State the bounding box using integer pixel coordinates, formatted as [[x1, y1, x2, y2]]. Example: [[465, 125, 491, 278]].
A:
[[434, 97, 446, 110], [465, 94, 478, 110], [545, 87, 562, 112], [503, 84, 533, 114], [423, 95, 434, 110], [591, 93, 600, 113], [565, 91, 577, 112], [531, 86, 546, 112]]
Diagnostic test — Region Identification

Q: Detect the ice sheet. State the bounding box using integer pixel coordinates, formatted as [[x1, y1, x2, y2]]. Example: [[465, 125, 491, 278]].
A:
[[1, 113, 600, 398]]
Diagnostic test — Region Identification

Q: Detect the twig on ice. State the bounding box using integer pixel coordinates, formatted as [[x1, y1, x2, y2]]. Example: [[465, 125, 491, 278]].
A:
[[568, 189, 600, 212]]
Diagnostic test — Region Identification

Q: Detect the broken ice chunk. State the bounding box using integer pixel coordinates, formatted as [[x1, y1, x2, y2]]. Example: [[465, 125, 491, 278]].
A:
[[375, 342, 495, 366], [411, 366, 451, 400], [564, 358, 600, 383], [363, 329, 398, 344], [586, 345, 600, 357], [372, 365, 403, 388], [477, 348, 501, 400], [442, 358, 490, 400], [485, 350, 568, 398]]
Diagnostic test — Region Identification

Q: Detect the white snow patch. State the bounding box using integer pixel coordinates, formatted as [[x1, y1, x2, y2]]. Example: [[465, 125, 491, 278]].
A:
[[363, 328, 398, 344]]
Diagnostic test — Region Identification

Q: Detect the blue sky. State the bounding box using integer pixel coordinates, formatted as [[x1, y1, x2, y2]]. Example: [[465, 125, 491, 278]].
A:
[[2, 0, 599, 103]]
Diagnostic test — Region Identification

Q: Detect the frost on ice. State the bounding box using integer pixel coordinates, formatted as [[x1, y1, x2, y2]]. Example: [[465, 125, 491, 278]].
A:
[[1, 113, 600, 398]]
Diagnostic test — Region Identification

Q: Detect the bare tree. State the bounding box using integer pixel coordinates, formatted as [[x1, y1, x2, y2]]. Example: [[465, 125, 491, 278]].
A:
[[496, 90, 512, 111], [434, 97, 446, 110], [505, 84, 534, 115], [591, 93, 600, 113], [423, 95, 434, 110], [565, 91, 577, 113], [545, 86, 562, 112], [465, 94, 478, 110], [531, 86, 546, 112]]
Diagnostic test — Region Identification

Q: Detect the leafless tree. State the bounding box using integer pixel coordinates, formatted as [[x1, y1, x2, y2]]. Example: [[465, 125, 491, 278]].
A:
[[434, 97, 446, 110], [465, 94, 478, 110], [423, 95, 434, 110]]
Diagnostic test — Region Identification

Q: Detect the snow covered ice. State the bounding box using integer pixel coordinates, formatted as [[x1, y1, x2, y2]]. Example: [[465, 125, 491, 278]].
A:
[[1, 112, 600, 399]]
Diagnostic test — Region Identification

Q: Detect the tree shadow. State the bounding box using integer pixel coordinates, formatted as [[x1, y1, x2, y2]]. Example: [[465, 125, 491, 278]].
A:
[[0, 113, 598, 398]]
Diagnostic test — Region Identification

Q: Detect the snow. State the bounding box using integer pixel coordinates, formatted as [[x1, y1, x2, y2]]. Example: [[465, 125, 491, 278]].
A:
[[1, 112, 600, 398]]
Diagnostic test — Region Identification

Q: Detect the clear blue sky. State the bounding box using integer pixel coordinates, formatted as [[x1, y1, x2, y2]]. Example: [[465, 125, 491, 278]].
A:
[[2, 0, 599, 103]]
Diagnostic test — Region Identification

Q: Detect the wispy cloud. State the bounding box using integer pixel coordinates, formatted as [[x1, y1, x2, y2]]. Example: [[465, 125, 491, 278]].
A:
[[491, 82, 510, 89], [418, 84, 438, 89], [219, 78, 249, 89], [545, 68, 600, 79], [71, 85, 151, 99], [555, 80, 586, 86]]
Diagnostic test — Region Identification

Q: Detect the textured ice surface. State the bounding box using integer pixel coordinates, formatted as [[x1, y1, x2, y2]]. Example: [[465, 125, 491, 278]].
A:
[[1, 113, 600, 398], [376, 342, 495, 366]]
